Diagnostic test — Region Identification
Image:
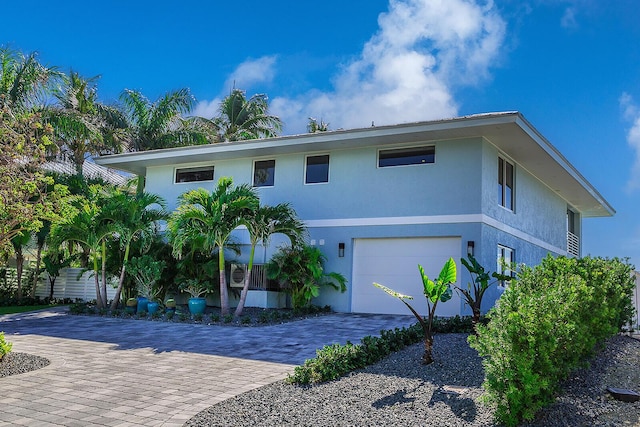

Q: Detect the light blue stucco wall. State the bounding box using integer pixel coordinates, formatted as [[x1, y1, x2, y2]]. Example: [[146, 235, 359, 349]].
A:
[[143, 136, 574, 314]]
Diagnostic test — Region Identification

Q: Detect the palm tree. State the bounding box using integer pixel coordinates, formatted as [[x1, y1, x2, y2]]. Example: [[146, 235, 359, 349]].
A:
[[120, 88, 212, 152], [104, 190, 167, 310], [0, 46, 60, 112], [47, 71, 127, 175], [234, 203, 305, 317], [213, 89, 282, 142], [48, 196, 115, 308], [168, 177, 259, 315]]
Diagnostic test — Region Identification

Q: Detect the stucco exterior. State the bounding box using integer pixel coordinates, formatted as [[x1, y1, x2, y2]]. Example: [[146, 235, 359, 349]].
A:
[[96, 112, 613, 315]]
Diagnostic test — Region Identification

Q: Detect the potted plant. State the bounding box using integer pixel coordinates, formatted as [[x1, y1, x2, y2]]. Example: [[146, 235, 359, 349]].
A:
[[180, 279, 213, 315], [128, 256, 165, 315], [164, 298, 177, 313], [125, 297, 138, 314]]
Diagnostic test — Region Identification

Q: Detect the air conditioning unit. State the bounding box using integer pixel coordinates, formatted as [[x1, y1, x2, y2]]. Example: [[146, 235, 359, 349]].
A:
[[230, 264, 246, 288]]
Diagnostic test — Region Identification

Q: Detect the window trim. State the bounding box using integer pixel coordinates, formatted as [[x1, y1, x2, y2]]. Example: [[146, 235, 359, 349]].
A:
[[377, 145, 436, 168], [253, 159, 276, 188], [174, 165, 215, 184], [498, 156, 515, 211], [304, 154, 330, 185]]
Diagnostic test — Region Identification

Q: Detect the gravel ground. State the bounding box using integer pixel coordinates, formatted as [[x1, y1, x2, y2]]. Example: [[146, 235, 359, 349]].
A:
[[186, 334, 640, 427], [0, 352, 50, 377]]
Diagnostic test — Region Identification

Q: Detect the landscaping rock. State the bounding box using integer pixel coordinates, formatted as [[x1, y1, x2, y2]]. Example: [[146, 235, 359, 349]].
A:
[[607, 387, 640, 403]]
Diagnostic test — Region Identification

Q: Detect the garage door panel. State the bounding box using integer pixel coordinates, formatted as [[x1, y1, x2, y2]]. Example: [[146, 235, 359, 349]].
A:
[[352, 237, 461, 316]]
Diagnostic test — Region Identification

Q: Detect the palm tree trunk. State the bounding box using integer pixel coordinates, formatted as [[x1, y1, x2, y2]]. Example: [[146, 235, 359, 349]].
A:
[[15, 249, 24, 300], [219, 249, 229, 315], [30, 244, 43, 298], [100, 240, 108, 308], [234, 246, 256, 317], [93, 255, 103, 309], [110, 244, 130, 310]]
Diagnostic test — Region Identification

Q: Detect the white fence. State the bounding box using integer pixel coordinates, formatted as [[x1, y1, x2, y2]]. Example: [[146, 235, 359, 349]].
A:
[[35, 268, 117, 302]]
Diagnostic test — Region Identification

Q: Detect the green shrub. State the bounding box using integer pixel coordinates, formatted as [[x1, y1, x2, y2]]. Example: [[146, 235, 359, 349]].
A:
[[223, 313, 234, 323], [0, 332, 12, 359], [287, 323, 423, 384], [240, 315, 252, 325], [469, 255, 636, 427]]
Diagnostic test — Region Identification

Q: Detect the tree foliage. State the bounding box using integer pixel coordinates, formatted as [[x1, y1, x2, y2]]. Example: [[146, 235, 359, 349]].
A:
[[212, 89, 282, 142]]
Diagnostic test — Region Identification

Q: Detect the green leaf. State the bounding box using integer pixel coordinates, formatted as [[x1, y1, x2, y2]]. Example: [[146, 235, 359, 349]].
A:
[[440, 285, 453, 303], [438, 257, 457, 285]]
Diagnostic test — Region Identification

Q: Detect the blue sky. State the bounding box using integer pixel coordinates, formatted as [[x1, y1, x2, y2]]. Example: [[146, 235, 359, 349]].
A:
[[3, 0, 639, 269]]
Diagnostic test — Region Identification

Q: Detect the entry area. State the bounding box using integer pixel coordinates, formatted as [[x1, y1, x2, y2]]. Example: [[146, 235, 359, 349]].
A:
[[351, 236, 462, 316]]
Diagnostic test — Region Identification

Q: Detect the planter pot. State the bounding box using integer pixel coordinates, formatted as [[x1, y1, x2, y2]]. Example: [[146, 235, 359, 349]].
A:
[[147, 301, 159, 315], [188, 297, 207, 315], [137, 297, 149, 313]]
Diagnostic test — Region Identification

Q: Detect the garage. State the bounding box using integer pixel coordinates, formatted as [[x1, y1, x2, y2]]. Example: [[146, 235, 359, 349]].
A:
[[351, 237, 462, 316]]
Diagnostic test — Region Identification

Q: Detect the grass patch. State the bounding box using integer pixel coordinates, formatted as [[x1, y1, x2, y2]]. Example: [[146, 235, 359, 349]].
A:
[[0, 305, 56, 315]]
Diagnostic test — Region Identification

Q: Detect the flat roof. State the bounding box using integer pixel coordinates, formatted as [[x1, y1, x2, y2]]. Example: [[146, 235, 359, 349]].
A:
[[95, 111, 614, 217]]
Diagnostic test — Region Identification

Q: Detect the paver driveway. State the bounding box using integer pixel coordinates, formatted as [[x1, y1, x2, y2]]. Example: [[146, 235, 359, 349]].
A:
[[0, 308, 414, 426]]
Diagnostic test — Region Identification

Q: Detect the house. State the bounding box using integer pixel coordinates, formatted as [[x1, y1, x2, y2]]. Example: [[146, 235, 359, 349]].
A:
[[95, 112, 614, 316]]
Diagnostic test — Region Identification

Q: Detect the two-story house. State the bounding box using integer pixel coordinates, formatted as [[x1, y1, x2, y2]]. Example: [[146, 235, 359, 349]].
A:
[[96, 112, 614, 316]]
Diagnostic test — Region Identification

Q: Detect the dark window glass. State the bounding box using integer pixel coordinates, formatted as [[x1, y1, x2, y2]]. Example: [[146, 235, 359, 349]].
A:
[[253, 160, 275, 187], [175, 166, 214, 183], [498, 157, 514, 210], [305, 155, 329, 184], [379, 146, 435, 167]]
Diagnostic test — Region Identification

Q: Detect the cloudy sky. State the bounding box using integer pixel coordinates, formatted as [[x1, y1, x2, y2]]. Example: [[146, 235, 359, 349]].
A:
[[2, 0, 639, 268]]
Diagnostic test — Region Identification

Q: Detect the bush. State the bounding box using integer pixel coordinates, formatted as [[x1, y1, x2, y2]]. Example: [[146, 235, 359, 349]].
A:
[[0, 332, 12, 359], [469, 255, 636, 426], [287, 323, 423, 384]]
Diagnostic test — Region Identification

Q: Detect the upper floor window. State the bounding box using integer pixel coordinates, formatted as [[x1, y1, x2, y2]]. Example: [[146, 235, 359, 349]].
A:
[[175, 166, 214, 183], [498, 157, 514, 210], [305, 154, 329, 184], [253, 160, 275, 187], [378, 146, 435, 167]]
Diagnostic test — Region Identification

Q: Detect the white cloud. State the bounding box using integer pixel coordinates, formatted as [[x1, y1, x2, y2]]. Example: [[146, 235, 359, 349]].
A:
[[620, 92, 640, 192], [560, 7, 578, 28], [272, 0, 506, 132], [222, 55, 277, 92]]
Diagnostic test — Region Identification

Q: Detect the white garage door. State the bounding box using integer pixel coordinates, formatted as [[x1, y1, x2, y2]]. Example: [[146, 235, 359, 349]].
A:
[[351, 237, 461, 316]]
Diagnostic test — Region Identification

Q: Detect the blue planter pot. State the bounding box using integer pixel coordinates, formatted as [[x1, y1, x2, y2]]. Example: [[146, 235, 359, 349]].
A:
[[188, 297, 207, 315], [137, 297, 149, 313], [147, 301, 159, 315]]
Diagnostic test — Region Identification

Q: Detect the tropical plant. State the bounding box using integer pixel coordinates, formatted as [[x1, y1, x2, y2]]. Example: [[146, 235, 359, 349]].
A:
[[234, 203, 306, 317], [48, 189, 115, 308], [9, 230, 31, 299], [0, 46, 60, 112], [167, 177, 259, 315], [179, 278, 215, 299], [104, 191, 167, 310], [0, 331, 12, 360], [127, 255, 165, 301], [374, 257, 457, 365], [42, 249, 74, 300], [266, 244, 347, 309], [212, 88, 282, 142], [457, 254, 511, 327], [120, 88, 211, 152], [307, 117, 329, 133], [47, 71, 127, 175]]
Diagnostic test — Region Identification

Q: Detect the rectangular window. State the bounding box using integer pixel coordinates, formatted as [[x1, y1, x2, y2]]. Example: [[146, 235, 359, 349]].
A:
[[253, 160, 275, 187], [305, 154, 330, 184], [497, 245, 515, 288], [378, 146, 435, 167], [175, 166, 214, 183], [498, 157, 514, 210]]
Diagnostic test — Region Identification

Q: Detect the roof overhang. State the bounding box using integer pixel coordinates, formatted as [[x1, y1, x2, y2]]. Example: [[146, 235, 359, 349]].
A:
[[95, 112, 614, 217]]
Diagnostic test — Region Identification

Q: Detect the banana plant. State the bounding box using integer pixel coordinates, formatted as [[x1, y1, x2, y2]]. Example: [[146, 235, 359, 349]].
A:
[[458, 255, 512, 327], [374, 257, 456, 365]]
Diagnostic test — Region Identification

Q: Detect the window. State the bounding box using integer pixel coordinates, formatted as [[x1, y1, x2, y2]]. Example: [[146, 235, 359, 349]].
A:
[[497, 245, 515, 288], [498, 157, 514, 210], [378, 146, 435, 168], [175, 166, 214, 183], [253, 160, 275, 187], [305, 155, 330, 184]]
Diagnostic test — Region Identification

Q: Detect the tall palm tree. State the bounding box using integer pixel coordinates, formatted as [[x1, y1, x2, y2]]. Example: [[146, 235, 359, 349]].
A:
[[47, 71, 128, 175], [168, 177, 259, 315], [0, 47, 60, 112], [234, 203, 306, 317], [213, 89, 282, 142], [120, 88, 212, 152], [104, 190, 167, 310]]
